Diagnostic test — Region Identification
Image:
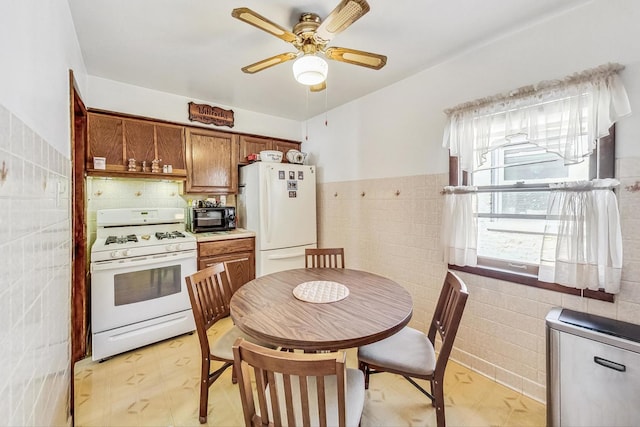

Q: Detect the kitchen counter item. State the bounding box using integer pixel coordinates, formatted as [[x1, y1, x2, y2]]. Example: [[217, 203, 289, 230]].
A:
[[194, 228, 256, 242], [259, 150, 283, 163], [546, 307, 640, 427]]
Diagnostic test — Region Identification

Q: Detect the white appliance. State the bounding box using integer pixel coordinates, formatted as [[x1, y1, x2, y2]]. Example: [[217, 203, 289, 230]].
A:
[[90, 208, 197, 361], [239, 162, 317, 276]]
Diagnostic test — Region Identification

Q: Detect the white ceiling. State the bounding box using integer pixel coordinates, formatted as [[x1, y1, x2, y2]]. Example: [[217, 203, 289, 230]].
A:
[[68, 0, 590, 121]]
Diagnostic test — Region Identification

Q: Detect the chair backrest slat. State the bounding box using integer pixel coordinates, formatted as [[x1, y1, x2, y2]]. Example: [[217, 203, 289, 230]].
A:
[[186, 263, 235, 357], [233, 339, 348, 427], [305, 248, 345, 269], [428, 271, 469, 381]]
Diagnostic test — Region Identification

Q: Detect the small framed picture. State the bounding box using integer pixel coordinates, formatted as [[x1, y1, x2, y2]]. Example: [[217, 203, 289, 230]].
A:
[[298, 171, 304, 180], [289, 171, 295, 180], [278, 170, 285, 180], [289, 191, 297, 198], [287, 180, 298, 191]]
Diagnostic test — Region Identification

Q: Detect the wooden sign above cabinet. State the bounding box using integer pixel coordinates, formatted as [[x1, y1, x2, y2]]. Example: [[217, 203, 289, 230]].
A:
[[188, 102, 234, 128]]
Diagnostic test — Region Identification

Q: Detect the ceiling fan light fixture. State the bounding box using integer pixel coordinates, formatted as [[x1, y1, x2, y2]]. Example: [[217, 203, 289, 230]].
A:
[[292, 54, 328, 85]]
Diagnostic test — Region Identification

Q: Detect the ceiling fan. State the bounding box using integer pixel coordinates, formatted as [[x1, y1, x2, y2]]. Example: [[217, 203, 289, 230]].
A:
[[231, 0, 387, 92]]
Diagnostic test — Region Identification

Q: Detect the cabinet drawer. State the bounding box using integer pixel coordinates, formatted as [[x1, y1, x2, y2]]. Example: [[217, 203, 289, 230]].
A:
[[198, 252, 253, 269], [198, 238, 254, 257]]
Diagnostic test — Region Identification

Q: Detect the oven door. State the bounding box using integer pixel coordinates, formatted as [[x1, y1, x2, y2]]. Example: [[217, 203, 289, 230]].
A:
[[90, 250, 197, 333]]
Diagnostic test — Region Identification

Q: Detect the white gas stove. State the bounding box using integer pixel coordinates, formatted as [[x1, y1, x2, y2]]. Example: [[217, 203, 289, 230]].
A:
[[90, 207, 197, 361], [91, 208, 197, 262]]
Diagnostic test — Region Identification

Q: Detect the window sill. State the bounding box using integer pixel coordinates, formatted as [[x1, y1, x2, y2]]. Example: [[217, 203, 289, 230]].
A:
[[448, 264, 614, 303]]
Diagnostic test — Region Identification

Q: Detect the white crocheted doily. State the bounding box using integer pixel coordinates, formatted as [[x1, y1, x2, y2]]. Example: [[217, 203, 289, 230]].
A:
[[292, 281, 349, 303]]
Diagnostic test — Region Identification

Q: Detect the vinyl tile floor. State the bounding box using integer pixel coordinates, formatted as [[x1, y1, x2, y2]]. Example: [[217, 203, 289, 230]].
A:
[[74, 317, 546, 426]]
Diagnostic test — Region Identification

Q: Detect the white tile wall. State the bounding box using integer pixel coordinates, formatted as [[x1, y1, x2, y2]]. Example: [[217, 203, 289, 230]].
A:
[[317, 166, 640, 403], [0, 104, 71, 425]]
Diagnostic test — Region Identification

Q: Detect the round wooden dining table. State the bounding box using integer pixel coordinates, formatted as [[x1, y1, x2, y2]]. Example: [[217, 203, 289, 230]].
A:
[[229, 268, 413, 352]]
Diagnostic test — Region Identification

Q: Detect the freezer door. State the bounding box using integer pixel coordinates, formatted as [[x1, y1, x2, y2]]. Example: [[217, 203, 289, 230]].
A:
[[259, 164, 317, 251], [257, 244, 317, 277]]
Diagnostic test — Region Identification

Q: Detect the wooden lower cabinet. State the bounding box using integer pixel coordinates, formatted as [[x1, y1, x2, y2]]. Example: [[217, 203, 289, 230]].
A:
[[197, 237, 255, 289]]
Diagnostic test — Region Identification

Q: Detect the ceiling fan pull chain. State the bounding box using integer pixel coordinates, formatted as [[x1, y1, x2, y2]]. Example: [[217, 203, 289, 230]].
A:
[[325, 83, 329, 126], [305, 88, 309, 141]]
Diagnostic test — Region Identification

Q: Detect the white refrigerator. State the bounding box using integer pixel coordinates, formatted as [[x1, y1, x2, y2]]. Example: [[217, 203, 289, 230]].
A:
[[238, 162, 317, 276]]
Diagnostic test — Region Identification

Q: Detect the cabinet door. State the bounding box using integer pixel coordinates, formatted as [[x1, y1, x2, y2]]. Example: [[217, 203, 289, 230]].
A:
[[272, 139, 301, 163], [185, 128, 239, 193], [239, 135, 271, 165], [198, 251, 255, 290], [124, 119, 155, 167], [156, 124, 185, 172], [87, 113, 124, 170]]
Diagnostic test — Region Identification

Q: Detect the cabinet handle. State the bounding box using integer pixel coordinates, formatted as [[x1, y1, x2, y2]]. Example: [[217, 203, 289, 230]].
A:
[[593, 356, 626, 372]]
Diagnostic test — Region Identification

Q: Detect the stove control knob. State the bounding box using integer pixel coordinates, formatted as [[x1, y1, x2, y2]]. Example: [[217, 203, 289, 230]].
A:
[[166, 244, 174, 252], [175, 243, 182, 250], [110, 250, 120, 258], [122, 249, 130, 257]]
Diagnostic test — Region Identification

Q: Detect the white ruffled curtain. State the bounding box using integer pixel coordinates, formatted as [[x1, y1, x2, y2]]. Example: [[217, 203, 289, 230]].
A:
[[441, 187, 477, 267], [538, 179, 623, 293], [440, 64, 630, 293], [443, 63, 631, 173]]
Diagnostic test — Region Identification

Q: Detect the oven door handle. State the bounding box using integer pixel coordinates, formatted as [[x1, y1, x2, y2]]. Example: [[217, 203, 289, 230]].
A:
[[91, 250, 196, 272]]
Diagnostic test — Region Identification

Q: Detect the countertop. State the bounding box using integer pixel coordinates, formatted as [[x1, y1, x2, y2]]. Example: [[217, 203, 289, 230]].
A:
[[194, 228, 256, 243]]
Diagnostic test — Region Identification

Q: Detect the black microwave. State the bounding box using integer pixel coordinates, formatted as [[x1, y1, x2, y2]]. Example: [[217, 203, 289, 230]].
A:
[[186, 207, 236, 233]]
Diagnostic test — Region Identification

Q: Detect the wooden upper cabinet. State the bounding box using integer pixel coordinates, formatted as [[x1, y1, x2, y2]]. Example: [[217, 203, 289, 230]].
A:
[[87, 114, 124, 169], [185, 128, 239, 194], [156, 124, 186, 171], [238, 135, 271, 164], [86, 112, 185, 178], [238, 135, 301, 165], [124, 120, 155, 165], [272, 139, 301, 160]]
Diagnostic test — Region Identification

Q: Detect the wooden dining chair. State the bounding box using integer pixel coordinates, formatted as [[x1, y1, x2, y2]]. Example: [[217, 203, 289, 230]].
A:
[[305, 247, 346, 268], [233, 338, 365, 427], [357, 271, 469, 427], [186, 262, 273, 424]]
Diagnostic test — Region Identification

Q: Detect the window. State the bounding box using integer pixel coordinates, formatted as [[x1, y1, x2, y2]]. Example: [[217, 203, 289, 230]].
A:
[[442, 64, 629, 301], [466, 131, 612, 273]]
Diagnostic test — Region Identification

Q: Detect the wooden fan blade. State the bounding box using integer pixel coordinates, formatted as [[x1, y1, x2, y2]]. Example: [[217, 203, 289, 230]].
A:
[[324, 47, 386, 70], [232, 7, 298, 44], [315, 0, 370, 42], [241, 53, 298, 74], [310, 81, 326, 92]]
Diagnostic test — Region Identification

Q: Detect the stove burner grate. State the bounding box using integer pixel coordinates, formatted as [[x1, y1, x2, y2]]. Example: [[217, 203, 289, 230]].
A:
[[155, 231, 186, 240], [105, 234, 138, 245]]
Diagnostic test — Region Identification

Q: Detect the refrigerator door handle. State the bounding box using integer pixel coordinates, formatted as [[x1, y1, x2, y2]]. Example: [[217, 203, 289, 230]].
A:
[[264, 166, 272, 244], [267, 251, 305, 260]]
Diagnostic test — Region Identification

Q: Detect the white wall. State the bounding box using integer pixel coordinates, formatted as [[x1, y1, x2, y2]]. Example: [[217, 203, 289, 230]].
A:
[[0, 0, 87, 156], [86, 76, 302, 141], [305, 0, 640, 183], [0, 0, 87, 425]]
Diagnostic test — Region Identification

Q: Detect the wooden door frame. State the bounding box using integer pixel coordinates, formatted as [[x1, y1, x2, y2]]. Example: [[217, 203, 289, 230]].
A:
[[69, 69, 88, 418]]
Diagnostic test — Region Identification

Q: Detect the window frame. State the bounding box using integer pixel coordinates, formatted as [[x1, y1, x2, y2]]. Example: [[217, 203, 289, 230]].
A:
[[447, 126, 616, 303]]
